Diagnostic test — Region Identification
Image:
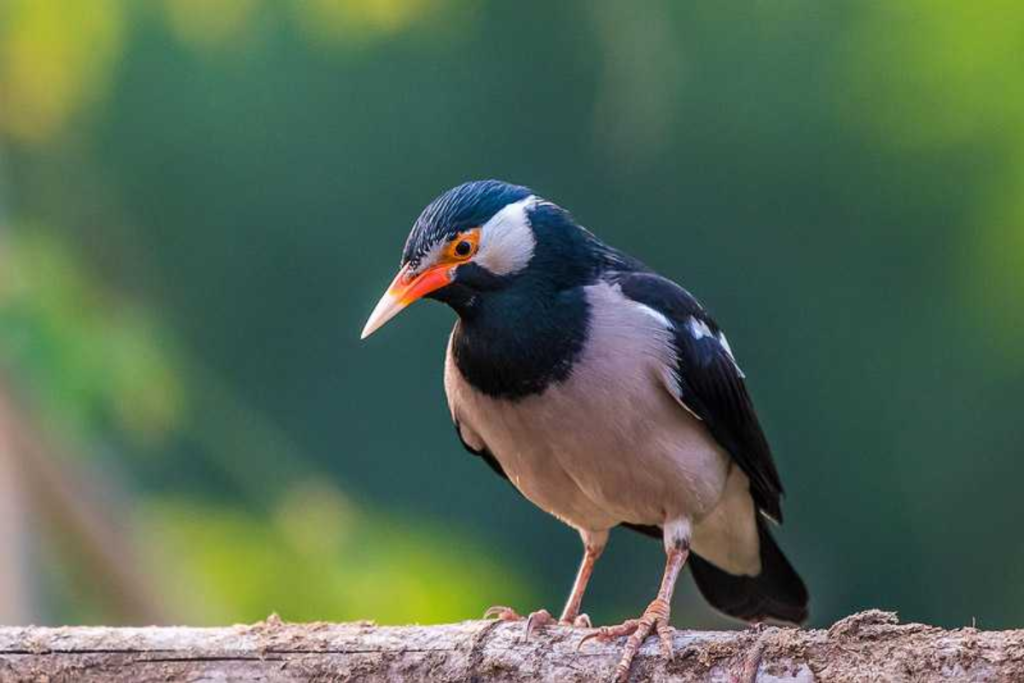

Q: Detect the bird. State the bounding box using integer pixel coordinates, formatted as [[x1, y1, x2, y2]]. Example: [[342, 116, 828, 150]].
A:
[[360, 180, 808, 682]]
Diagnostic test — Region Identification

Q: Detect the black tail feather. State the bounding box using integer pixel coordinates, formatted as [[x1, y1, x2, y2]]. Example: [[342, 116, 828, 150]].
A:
[[689, 518, 808, 624], [621, 520, 809, 625]]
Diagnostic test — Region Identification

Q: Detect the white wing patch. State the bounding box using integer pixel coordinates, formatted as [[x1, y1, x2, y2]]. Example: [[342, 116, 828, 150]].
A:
[[717, 331, 735, 358], [687, 316, 745, 378], [717, 331, 745, 377], [476, 196, 537, 276], [687, 316, 715, 340]]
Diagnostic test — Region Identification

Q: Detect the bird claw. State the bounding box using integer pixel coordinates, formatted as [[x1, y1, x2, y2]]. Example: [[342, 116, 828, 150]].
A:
[[484, 606, 567, 640], [524, 609, 557, 640], [573, 613, 593, 628], [577, 619, 640, 651], [483, 605, 521, 621], [485, 606, 591, 640], [578, 598, 674, 683]]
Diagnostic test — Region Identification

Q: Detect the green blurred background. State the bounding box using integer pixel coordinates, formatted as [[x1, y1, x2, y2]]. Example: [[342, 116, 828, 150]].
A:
[[0, 0, 1022, 630]]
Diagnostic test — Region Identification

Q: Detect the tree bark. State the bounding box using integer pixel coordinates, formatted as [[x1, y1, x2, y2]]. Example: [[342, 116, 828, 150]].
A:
[[1, 611, 1021, 682]]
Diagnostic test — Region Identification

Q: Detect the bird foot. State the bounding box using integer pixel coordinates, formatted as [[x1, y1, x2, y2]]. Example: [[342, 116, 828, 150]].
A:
[[578, 597, 673, 683], [484, 606, 591, 639]]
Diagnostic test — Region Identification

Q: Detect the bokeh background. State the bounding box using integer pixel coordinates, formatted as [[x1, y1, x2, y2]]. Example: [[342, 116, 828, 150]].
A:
[[1, 0, 1022, 630]]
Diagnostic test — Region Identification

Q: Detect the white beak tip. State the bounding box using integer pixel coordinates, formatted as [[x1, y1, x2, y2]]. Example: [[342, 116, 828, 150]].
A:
[[360, 292, 405, 340], [359, 321, 382, 340]]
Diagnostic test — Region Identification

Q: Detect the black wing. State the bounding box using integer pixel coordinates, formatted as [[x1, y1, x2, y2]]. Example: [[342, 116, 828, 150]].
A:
[[611, 271, 785, 522], [453, 420, 511, 483]]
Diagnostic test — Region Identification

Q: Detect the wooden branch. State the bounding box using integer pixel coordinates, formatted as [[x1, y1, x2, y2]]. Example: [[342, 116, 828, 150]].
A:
[[1, 611, 1022, 682]]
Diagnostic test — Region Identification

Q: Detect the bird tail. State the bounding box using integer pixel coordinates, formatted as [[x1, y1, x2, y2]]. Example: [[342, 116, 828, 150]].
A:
[[688, 517, 809, 625]]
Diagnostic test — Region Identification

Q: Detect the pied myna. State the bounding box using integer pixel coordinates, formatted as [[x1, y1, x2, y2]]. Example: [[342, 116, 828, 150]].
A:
[[361, 180, 808, 682]]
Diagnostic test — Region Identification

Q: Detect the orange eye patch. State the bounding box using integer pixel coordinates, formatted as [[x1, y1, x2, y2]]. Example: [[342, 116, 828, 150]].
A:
[[443, 228, 480, 262]]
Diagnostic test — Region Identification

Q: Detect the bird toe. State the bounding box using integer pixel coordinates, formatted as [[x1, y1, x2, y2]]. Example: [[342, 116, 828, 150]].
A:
[[524, 609, 558, 640], [483, 605, 521, 621], [571, 613, 592, 628]]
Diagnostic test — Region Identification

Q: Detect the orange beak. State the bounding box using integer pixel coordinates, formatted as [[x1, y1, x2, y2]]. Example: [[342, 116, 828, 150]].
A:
[[360, 263, 454, 339]]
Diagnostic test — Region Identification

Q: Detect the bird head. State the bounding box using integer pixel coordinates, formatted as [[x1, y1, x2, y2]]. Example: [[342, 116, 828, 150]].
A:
[[361, 180, 554, 339]]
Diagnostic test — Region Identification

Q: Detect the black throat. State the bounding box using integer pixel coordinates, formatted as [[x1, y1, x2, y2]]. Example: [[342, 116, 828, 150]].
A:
[[430, 195, 635, 401], [449, 281, 590, 401]]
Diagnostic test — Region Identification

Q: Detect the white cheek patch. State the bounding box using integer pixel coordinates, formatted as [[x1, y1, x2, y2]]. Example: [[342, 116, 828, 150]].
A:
[[475, 196, 537, 276]]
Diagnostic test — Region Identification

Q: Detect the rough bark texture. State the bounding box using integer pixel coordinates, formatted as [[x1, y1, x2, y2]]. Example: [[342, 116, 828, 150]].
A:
[[1, 611, 1022, 682]]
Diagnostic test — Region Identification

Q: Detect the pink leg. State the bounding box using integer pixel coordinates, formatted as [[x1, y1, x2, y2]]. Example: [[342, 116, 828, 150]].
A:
[[559, 542, 604, 626], [485, 532, 607, 638], [580, 543, 690, 683]]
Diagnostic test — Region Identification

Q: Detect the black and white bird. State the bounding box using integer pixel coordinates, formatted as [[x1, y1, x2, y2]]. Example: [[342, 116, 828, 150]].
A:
[[361, 180, 808, 682]]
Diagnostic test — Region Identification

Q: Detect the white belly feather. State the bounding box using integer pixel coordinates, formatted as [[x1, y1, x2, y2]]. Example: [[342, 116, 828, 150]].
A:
[[445, 281, 760, 575]]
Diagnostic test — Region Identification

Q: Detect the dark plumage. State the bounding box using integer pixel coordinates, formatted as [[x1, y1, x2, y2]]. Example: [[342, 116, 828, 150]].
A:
[[610, 270, 785, 523], [419, 184, 612, 399], [403, 180, 532, 268]]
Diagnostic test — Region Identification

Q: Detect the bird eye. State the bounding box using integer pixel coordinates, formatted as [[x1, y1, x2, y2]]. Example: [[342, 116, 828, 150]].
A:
[[446, 229, 480, 261]]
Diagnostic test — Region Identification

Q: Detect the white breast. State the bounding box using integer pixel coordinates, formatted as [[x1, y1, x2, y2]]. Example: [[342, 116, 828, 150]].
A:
[[445, 281, 734, 536]]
